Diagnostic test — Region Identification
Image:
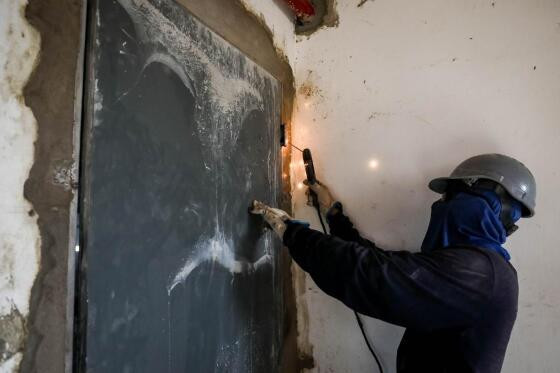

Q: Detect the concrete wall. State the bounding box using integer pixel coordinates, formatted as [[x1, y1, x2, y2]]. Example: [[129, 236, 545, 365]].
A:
[[0, 1, 41, 371], [0, 0, 83, 372], [249, 0, 560, 372]]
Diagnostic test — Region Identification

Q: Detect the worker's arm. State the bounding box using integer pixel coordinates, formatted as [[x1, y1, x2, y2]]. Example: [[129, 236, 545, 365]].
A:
[[305, 181, 375, 247], [326, 202, 376, 248], [283, 223, 495, 332]]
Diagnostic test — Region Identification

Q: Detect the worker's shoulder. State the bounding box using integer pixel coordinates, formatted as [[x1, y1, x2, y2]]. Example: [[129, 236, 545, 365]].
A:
[[448, 247, 519, 318], [434, 245, 518, 293], [425, 246, 510, 283], [431, 245, 494, 265]]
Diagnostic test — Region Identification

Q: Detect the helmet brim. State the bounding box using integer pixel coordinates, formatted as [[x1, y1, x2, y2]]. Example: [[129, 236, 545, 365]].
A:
[[428, 176, 534, 218], [428, 177, 450, 194]]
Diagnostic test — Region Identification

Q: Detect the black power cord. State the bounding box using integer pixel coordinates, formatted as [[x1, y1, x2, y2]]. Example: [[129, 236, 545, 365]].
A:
[[355, 310, 384, 373], [312, 202, 384, 373]]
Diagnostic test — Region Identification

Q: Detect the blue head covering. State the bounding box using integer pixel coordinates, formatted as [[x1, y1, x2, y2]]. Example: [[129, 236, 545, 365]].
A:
[[421, 189, 522, 260]]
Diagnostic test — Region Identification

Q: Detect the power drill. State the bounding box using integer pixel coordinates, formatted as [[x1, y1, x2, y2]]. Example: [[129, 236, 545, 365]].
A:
[[303, 148, 320, 209]]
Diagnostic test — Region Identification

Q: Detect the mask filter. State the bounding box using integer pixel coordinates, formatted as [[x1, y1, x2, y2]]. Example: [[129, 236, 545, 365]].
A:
[[471, 180, 523, 236]]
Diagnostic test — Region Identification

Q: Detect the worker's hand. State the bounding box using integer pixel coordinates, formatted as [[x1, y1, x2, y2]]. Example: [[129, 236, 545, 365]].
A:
[[304, 179, 335, 214], [250, 200, 292, 239]]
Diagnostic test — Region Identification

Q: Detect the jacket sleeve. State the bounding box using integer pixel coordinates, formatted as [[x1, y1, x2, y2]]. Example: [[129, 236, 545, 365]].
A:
[[326, 202, 376, 248], [283, 224, 495, 332]]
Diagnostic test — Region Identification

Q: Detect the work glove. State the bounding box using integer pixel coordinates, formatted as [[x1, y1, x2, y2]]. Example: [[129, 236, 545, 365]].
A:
[[250, 200, 309, 239], [250, 200, 292, 238], [304, 179, 335, 214]]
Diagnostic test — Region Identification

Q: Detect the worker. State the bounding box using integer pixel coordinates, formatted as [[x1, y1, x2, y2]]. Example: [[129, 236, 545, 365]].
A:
[[252, 153, 536, 373]]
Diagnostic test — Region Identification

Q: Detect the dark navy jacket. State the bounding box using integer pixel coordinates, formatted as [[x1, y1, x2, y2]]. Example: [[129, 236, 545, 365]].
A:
[[283, 209, 518, 373]]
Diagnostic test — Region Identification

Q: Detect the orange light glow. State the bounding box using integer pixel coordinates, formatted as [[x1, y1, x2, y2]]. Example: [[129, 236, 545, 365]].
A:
[[368, 159, 380, 169]]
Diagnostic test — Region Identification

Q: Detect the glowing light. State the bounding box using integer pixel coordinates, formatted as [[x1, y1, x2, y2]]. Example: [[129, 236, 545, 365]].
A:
[[368, 159, 380, 169], [289, 161, 306, 170], [304, 101, 311, 108], [297, 182, 304, 190], [282, 173, 288, 178]]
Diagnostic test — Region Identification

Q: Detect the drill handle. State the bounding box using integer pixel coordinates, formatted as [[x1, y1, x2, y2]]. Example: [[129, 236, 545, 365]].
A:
[[307, 188, 320, 209]]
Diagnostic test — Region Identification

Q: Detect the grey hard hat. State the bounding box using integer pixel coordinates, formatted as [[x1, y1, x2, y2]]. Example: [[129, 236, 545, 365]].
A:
[[429, 153, 536, 217]]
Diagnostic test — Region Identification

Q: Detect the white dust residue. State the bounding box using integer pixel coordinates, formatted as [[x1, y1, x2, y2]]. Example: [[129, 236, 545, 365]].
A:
[[167, 229, 272, 295], [114, 0, 277, 297], [118, 0, 264, 155], [112, 4, 281, 368], [214, 329, 258, 372], [93, 78, 103, 127], [109, 301, 139, 332], [144, 52, 195, 97]]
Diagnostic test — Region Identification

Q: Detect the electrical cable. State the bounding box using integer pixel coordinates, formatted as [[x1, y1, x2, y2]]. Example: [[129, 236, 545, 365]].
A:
[[291, 143, 304, 153], [355, 311, 384, 373], [313, 201, 384, 373], [313, 203, 327, 234], [292, 143, 383, 372]]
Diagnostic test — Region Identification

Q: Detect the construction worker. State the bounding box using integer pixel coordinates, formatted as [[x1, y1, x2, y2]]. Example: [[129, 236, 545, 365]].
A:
[[252, 154, 536, 373]]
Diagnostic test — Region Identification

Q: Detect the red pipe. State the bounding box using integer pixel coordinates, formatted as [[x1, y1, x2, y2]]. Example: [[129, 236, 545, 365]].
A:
[[283, 0, 315, 17]]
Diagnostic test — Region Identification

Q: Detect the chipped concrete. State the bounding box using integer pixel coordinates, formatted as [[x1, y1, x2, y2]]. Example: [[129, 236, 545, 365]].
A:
[[294, 0, 338, 35], [298, 71, 322, 99], [0, 308, 25, 363], [297, 70, 324, 109], [0, 0, 41, 371], [20, 0, 83, 372], [238, 0, 297, 66], [51, 160, 77, 192]]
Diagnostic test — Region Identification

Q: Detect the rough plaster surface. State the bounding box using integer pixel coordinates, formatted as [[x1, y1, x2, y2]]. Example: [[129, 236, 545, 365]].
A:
[[249, 0, 560, 372], [240, 0, 297, 66], [21, 0, 84, 371], [0, 0, 41, 371]]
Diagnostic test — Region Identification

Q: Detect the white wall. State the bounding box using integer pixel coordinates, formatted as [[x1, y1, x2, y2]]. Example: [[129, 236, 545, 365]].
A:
[[0, 0, 41, 371], [251, 0, 560, 372]]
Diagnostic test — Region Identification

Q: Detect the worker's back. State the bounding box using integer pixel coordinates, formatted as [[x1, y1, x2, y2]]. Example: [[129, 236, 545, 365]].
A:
[[396, 246, 518, 373]]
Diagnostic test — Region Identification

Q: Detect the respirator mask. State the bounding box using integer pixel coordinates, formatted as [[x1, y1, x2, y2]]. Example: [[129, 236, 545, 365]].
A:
[[443, 179, 522, 237]]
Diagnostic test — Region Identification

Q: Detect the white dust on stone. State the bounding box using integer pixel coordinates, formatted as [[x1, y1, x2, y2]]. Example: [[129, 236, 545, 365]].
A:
[[167, 228, 272, 295]]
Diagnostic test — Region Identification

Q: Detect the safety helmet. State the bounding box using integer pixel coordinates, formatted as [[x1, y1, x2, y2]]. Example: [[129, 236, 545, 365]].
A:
[[429, 154, 536, 217]]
